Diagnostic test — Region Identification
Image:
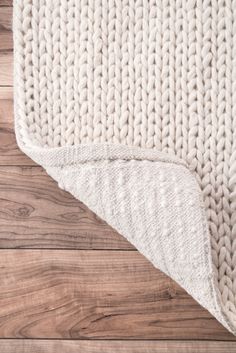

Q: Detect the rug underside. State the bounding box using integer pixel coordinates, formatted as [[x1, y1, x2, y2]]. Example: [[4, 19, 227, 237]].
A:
[[14, 0, 236, 334]]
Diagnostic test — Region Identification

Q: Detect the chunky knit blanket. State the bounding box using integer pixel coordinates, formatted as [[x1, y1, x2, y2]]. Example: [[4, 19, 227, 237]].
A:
[[14, 0, 236, 334]]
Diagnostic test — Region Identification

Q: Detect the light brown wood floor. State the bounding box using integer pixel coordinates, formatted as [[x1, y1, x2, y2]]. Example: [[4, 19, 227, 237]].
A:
[[0, 1, 236, 352]]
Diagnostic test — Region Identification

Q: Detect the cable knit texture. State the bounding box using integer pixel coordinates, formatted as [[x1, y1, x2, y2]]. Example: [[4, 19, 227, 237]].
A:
[[14, 0, 236, 334]]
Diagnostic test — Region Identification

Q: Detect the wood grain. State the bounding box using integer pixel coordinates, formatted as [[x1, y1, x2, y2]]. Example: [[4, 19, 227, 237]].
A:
[[1, 340, 236, 353], [0, 86, 12, 99], [0, 6, 12, 51], [0, 52, 12, 85], [0, 1, 12, 7], [0, 100, 34, 166], [0, 8, 12, 85], [0, 7, 12, 31], [0, 166, 130, 249], [0, 6, 27, 164], [0, 249, 234, 340], [0, 30, 12, 51]]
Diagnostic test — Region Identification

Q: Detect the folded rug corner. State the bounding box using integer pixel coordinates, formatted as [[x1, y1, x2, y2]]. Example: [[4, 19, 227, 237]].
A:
[[13, 0, 236, 335]]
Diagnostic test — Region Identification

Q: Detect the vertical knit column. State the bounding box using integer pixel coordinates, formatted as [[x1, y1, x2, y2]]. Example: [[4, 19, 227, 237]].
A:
[[230, 0, 236, 315], [107, 0, 116, 142]]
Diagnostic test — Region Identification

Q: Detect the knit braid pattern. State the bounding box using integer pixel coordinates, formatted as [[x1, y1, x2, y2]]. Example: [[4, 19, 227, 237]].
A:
[[14, 0, 236, 334]]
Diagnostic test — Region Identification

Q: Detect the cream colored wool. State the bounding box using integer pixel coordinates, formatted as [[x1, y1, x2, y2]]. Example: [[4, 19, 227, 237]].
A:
[[14, 0, 236, 334]]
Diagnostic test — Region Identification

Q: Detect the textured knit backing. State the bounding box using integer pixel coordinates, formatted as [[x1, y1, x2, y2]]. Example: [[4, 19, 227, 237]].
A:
[[14, 0, 236, 333]]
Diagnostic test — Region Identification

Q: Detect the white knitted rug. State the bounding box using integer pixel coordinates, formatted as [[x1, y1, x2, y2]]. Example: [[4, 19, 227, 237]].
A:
[[14, 0, 236, 334]]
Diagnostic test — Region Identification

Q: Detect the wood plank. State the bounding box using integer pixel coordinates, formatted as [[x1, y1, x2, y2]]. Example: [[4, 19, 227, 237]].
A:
[[0, 100, 34, 166], [0, 1, 12, 6], [0, 249, 234, 340], [0, 166, 130, 249], [0, 8, 13, 85], [0, 339, 236, 353], [0, 52, 12, 85], [0, 30, 12, 51], [0, 86, 12, 99], [0, 5, 12, 51], [0, 7, 12, 30]]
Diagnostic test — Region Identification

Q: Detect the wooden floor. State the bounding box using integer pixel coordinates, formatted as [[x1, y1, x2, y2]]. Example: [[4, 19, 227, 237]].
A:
[[0, 1, 236, 352]]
